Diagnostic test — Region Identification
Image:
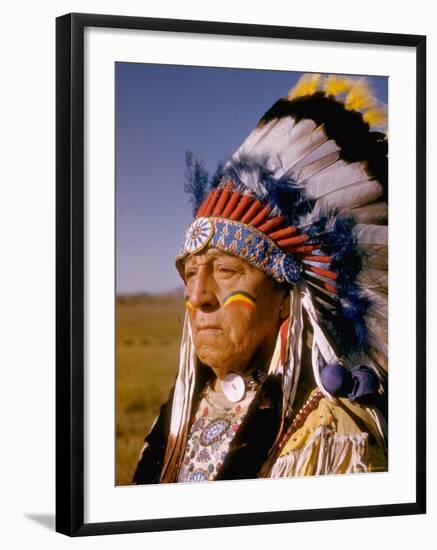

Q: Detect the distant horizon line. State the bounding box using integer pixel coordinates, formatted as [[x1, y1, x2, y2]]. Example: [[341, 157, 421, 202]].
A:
[[116, 286, 184, 297]]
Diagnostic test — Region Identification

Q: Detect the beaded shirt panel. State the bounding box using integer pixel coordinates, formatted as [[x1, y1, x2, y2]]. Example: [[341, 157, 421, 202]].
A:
[[177, 384, 256, 483]]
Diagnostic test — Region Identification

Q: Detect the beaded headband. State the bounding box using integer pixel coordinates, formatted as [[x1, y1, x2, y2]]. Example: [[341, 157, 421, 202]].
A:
[[175, 182, 337, 291]]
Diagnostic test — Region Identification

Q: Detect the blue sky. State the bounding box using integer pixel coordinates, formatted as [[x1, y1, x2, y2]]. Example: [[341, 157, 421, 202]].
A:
[[116, 64, 388, 294]]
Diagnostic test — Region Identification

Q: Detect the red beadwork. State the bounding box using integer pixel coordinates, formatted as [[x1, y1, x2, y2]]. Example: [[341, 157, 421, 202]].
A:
[[278, 390, 324, 450]]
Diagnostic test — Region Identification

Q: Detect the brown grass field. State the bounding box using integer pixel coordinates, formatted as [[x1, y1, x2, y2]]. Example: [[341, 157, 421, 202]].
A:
[[116, 291, 185, 485]]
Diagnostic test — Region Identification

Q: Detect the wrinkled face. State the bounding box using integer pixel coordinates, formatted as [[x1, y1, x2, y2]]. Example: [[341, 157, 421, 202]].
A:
[[183, 248, 289, 379]]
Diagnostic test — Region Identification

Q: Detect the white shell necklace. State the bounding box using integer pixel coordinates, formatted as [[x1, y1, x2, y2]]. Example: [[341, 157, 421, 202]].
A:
[[220, 369, 267, 402]]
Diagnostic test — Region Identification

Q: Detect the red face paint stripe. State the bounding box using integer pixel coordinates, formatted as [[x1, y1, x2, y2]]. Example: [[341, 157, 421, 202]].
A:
[[224, 299, 256, 311]]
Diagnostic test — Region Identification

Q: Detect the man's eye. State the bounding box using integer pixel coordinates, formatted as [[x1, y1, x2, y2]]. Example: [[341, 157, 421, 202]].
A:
[[185, 269, 197, 279], [217, 266, 236, 276]]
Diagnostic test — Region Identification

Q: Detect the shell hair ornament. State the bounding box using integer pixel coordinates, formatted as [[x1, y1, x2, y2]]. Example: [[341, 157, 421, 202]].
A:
[[161, 73, 388, 482]]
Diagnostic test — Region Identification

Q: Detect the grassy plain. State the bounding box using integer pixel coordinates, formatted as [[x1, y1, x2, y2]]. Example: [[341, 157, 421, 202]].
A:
[[116, 291, 185, 485]]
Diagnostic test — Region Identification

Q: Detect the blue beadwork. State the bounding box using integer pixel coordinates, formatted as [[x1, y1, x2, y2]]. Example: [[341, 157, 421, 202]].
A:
[[190, 469, 209, 482], [200, 418, 230, 446], [281, 253, 302, 285], [177, 217, 302, 284]]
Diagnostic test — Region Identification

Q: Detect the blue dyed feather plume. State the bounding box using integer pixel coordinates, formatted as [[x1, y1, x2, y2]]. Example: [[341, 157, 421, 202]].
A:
[[184, 151, 209, 217], [307, 214, 371, 358]]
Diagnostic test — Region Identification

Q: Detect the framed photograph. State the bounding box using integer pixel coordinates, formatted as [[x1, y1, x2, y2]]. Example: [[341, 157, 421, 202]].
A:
[[56, 12, 426, 536]]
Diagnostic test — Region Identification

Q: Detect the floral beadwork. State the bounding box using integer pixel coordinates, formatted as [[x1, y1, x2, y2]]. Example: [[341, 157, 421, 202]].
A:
[[190, 416, 205, 434], [200, 418, 231, 446], [197, 448, 211, 463], [177, 384, 256, 483]]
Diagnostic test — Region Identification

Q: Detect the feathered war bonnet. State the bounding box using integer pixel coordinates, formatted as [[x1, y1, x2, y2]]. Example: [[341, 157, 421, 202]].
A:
[[160, 74, 388, 482]]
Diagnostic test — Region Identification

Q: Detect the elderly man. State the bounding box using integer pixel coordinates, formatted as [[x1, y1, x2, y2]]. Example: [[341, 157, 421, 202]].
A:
[[133, 74, 388, 484], [133, 245, 289, 484]]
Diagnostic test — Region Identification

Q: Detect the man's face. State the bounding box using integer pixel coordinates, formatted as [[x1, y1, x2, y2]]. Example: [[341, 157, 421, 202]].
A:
[[183, 248, 288, 379]]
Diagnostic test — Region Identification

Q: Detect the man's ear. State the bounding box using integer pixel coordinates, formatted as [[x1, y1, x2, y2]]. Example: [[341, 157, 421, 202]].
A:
[[279, 290, 290, 320]]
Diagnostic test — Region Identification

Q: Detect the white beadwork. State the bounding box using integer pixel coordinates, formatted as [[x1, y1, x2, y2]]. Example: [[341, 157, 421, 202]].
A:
[[177, 385, 256, 483]]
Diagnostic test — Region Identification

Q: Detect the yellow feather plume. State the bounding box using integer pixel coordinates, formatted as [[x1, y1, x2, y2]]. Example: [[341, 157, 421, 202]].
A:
[[363, 107, 388, 129], [287, 74, 322, 100], [284, 73, 387, 133], [345, 80, 376, 111], [323, 75, 353, 97]]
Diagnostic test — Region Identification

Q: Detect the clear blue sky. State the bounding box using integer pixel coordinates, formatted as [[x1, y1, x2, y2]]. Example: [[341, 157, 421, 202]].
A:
[[116, 63, 388, 295]]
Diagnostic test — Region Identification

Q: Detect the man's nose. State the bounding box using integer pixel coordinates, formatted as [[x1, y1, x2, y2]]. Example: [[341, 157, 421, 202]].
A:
[[188, 271, 219, 311]]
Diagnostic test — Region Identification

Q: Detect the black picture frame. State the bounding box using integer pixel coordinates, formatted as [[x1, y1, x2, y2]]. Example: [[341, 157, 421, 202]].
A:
[[56, 12, 426, 537]]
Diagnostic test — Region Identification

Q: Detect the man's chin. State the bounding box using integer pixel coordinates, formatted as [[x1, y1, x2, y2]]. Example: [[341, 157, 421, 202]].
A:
[[195, 349, 225, 371], [195, 347, 247, 378]]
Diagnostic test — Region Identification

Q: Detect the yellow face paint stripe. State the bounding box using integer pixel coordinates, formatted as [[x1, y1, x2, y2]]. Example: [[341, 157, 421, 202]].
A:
[[225, 294, 255, 307], [223, 292, 256, 310], [184, 296, 195, 311]]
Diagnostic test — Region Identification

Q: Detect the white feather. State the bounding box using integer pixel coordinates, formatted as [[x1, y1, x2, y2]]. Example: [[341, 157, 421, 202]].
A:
[[235, 117, 304, 166], [368, 344, 388, 373], [366, 305, 388, 336], [360, 244, 388, 271], [275, 124, 329, 178], [357, 268, 388, 293], [293, 149, 340, 181], [354, 225, 388, 270], [354, 224, 388, 246], [368, 332, 388, 359], [292, 139, 341, 175], [311, 179, 382, 216], [304, 160, 374, 199], [272, 118, 317, 154], [348, 202, 388, 225], [367, 321, 388, 353], [363, 289, 388, 320], [250, 118, 319, 173], [231, 118, 281, 162], [363, 288, 388, 363]]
